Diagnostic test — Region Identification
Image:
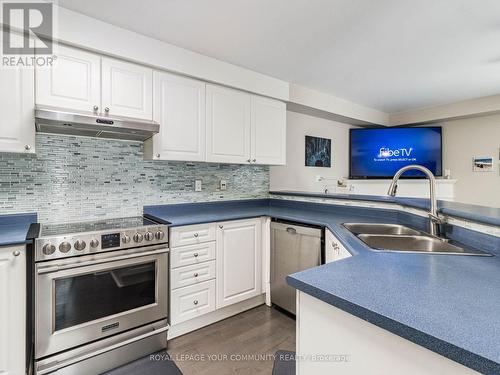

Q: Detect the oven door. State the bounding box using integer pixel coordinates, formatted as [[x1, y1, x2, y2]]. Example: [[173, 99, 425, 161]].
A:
[[35, 246, 168, 359]]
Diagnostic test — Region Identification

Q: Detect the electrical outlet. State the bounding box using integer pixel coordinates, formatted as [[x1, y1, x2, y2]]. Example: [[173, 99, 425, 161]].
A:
[[194, 179, 202, 192], [219, 179, 227, 191]]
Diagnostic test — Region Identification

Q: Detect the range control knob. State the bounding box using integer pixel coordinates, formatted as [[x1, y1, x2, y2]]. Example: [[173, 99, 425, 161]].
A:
[[74, 240, 86, 251], [122, 234, 131, 244], [42, 243, 56, 256], [59, 242, 71, 253], [155, 230, 165, 240], [144, 231, 154, 241], [90, 239, 100, 248], [133, 233, 144, 243]]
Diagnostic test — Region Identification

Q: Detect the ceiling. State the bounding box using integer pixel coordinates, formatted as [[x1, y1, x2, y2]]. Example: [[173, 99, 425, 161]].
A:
[[58, 0, 500, 113]]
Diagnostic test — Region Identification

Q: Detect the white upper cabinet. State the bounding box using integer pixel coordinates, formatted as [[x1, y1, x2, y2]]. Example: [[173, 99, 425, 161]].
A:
[[251, 95, 286, 165], [35, 44, 101, 114], [101, 57, 153, 120], [206, 84, 251, 164], [147, 72, 206, 161], [0, 63, 35, 154], [216, 218, 262, 308]]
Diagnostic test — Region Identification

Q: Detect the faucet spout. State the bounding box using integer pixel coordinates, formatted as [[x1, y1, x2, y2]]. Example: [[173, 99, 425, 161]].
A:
[[387, 164, 442, 236]]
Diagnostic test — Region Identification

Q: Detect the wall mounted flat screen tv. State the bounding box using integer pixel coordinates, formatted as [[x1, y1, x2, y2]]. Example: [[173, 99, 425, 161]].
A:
[[349, 127, 443, 179]]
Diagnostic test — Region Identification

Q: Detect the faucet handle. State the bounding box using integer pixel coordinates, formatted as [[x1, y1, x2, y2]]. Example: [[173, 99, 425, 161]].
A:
[[428, 212, 445, 224]]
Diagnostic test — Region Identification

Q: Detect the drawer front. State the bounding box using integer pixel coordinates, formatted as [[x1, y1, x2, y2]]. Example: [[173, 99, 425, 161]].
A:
[[170, 223, 216, 247], [171, 242, 216, 268], [171, 280, 216, 325], [171, 260, 216, 289]]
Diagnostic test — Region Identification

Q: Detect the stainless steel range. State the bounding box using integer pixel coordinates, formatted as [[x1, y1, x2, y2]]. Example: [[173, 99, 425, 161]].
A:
[[33, 216, 169, 375]]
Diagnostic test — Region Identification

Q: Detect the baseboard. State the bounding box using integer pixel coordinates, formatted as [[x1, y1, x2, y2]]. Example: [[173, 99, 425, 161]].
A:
[[168, 294, 266, 339]]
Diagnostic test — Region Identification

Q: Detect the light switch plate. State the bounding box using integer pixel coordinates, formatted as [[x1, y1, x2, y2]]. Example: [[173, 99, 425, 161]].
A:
[[194, 179, 202, 192], [219, 179, 227, 190]]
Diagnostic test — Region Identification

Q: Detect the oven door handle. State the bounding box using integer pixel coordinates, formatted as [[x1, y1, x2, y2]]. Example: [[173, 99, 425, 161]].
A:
[[37, 248, 169, 275]]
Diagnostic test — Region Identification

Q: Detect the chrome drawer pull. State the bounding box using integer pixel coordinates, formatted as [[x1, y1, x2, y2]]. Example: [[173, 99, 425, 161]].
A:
[[193, 300, 199, 305]]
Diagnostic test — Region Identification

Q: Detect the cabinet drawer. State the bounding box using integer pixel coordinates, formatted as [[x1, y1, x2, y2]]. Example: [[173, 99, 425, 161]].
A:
[[171, 242, 216, 268], [171, 280, 216, 325], [171, 260, 216, 289], [170, 223, 216, 247]]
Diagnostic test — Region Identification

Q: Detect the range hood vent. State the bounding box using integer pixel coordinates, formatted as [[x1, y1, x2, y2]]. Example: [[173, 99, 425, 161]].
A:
[[35, 108, 159, 142]]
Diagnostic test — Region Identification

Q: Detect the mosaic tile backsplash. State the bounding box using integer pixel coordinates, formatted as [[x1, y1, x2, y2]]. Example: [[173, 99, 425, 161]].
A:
[[0, 134, 269, 223]]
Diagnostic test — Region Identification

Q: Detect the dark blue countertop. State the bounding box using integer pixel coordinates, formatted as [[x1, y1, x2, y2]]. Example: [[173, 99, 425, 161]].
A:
[[145, 198, 500, 374], [270, 190, 500, 227], [0, 213, 37, 246]]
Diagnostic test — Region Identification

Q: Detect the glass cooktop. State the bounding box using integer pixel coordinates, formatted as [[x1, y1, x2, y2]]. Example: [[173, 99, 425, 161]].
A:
[[39, 216, 159, 237]]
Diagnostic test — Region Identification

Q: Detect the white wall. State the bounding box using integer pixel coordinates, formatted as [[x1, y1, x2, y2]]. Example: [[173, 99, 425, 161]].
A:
[[271, 111, 500, 208], [270, 111, 355, 192], [436, 114, 500, 208]]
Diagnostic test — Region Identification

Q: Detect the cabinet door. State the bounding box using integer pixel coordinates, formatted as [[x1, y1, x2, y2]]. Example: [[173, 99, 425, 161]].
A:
[[0, 64, 35, 153], [216, 218, 262, 308], [326, 229, 351, 263], [206, 84, 251, 164], [0, 246, 26, 375], [35, 44, 101, 114], [251, 96, 286, 165], [151, 72, 206, 161], [101, 57, 153, 120]]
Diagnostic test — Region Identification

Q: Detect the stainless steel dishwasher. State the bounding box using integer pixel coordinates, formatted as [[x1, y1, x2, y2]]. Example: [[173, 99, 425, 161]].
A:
[[270, 220, 324, 314]]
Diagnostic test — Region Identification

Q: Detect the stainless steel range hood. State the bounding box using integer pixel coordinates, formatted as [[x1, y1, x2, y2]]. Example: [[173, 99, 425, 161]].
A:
[[35, 108, 159, 141]]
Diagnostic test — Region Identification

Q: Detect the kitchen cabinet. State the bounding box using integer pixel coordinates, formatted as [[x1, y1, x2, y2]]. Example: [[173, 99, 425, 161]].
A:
[[0, 245, 26, 375], [35, 44, 101, 114], [325, 229, 351, 263], [0, 63, 35, 153], [171, 280, 216, 325], [206, 84, 251, 164], [216, 218, 262, 308], [36, 45, 153, 120], [296, 291, 477, 375], [250, 95, 286, 165], [145, 72, 206, 161], [101, 57, 153, 120]]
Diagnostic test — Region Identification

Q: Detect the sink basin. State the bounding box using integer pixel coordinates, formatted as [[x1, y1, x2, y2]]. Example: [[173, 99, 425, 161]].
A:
[[357, 234, 491, 256], [343, 223, 421, 236]]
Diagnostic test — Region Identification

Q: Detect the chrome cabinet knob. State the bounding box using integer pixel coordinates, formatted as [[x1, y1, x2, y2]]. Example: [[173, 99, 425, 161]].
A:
[[12, 250, 21, 257], [193, 253, 199, 258], [59, 242, 71, 253], [193, 300, 199, 305], [74, 240, 86, 251], [156, 154, 161, 158], [194, 273, 199, 278], [122, 234, 131, 244], [247, 159, 251, 163], [90, 239, 100, 248], [219, 225, 223, 229], [105, 107, 110, 113], [252, 159, 256, 162], [193, 233, 199, 238], [155, 230, 165, 240], [133, 233, 144, 243], [93, 105, 99, 112], [24, 144, 31, 151], [42, 243, 56, 255], [145, 231, 154, 241]]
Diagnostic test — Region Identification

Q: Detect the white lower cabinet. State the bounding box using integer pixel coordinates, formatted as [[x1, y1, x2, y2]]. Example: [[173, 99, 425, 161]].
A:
[[216, 218, 262, 309], [325, 228, 351, 263], [171, 280, 216, 325], [169, 218, 264, 332], [0, 245, 26, 375]]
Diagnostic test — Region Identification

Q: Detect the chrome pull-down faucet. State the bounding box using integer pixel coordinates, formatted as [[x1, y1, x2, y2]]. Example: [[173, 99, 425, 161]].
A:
[[388, 165, 443, 237]]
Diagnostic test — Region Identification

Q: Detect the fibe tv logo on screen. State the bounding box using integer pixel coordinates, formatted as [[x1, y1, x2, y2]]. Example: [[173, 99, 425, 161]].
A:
[[378, 147, 413, 158]]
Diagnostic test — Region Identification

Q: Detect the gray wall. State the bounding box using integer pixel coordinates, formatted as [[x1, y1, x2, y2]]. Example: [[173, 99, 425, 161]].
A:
[[0, 134, 269, 223]]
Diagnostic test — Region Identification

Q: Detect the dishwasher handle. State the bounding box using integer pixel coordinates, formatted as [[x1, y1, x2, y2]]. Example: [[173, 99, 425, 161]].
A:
[[286, 227, 297, 235]]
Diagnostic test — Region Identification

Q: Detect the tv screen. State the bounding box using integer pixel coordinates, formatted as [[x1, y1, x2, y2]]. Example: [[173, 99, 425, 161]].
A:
[[349, 127, 442, 179]]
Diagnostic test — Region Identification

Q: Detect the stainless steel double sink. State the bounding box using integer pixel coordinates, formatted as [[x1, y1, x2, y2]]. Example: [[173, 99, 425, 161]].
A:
[[343, 223, 491, 256]]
